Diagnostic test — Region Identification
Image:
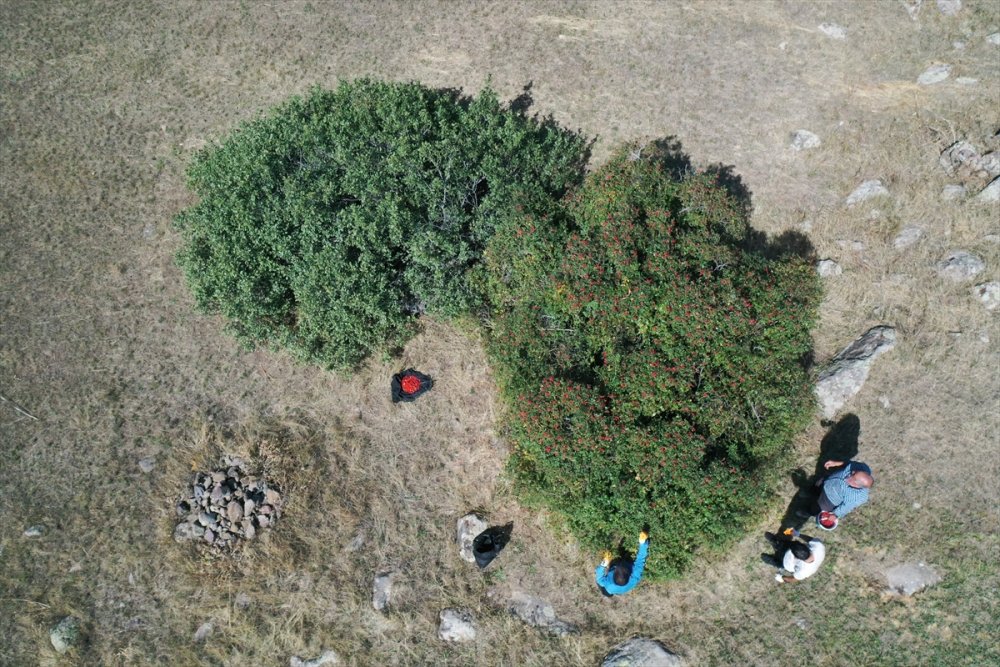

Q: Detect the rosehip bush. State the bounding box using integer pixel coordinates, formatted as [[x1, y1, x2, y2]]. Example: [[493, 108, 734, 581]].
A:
[[175, 79, 588, 369], [482, 146, 821, 577]]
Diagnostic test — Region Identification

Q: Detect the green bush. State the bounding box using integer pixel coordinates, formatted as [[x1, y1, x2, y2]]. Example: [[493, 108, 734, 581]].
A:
[[482, 146, 821, 578], [175, 80, 588, 369]]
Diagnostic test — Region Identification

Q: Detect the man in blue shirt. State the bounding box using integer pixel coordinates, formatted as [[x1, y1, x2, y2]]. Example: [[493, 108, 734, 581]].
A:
[[817, 459, 873, 519], [595, 531, 649, 595]]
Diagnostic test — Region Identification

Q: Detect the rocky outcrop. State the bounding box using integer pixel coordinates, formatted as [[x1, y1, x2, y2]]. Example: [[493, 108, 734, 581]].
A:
[[816, 326, 898, 419], [602, 638, 683, 667], [174, 456, 283, 550]]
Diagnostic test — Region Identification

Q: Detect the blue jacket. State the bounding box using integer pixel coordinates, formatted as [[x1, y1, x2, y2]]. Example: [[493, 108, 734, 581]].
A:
[[595, 539, 649, 595]]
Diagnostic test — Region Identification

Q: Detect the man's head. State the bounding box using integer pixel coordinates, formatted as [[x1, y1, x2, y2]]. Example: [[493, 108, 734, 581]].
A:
[[789, 542, 811, 561], [848, 470, 874, 489], [612, 562, 633, 587]]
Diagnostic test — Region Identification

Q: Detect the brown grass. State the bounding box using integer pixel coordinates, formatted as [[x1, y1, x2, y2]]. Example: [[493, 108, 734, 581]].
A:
[[1, 1, 998, 665]]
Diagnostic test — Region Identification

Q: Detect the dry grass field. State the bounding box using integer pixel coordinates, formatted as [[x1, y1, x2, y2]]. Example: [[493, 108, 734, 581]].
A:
[[2, 1, 998, 665]]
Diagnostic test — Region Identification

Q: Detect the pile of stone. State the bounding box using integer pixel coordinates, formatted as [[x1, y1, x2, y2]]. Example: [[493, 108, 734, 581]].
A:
[[173, 457, 283, 548]]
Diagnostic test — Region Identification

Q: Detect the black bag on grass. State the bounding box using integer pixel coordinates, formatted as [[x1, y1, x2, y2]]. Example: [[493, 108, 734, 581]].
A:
[[472, 522, 513, 569], [391, 369, 433, 403]]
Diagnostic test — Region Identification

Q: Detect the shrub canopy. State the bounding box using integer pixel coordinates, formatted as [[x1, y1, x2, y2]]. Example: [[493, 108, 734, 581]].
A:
[[482, 147, 821, 578], [175, 80, 588, 368]]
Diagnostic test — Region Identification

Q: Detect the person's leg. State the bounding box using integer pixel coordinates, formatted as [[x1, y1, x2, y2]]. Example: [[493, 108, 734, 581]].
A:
[[818, 490, 834, 513]]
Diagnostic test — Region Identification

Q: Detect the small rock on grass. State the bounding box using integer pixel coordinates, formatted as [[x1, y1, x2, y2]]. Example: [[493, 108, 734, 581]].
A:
[[602, 638, 683, 667], [972, 282, 1000, 310], [790, 129, 821, 151], [885, 562, 942, 596], [194, 622, 213, 642], [893, 226, 924, 249], [290, 649, 340, 667], [917, 64, 951, 85], [936, 251, 985, 281], [845, 179, 889, 205], [988, 33, 1000, 46], [50, 616, 82, 654], [935, 0, 961, 16], [818, 23, 847, 40], [138, 457, 155, 473], [941, 184, 967, 201], [816, 259, 842, 277], [456, 513, 488, 563], [372, 571, 395, 611], [438, 608, 477, 642], [23, 524, 45, 538]]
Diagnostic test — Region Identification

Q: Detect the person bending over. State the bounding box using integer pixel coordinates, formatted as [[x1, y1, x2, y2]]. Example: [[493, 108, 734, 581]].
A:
[[595, 531, 649, 595], [765, 529, 826, 583]]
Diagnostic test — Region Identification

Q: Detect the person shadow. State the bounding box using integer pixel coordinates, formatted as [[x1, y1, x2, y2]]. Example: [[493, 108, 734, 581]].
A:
[[777, 414, 861, 530]]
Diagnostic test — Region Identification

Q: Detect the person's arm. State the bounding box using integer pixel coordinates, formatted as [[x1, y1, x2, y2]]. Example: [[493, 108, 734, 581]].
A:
[[823, 459, 845, 470], [625, 538, 649, 589], [595, 550, 612, 583], [831, 490, 866, 518]]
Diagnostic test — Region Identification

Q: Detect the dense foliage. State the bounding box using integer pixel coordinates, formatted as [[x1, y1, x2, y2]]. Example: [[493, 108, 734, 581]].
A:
[[175, 80, 588, 369], [482, 147, 821, 577]]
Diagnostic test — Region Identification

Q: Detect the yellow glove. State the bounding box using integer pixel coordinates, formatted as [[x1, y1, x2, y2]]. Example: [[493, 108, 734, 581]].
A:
[[601, 550, 613, 566], [639, 531, 649, 543]]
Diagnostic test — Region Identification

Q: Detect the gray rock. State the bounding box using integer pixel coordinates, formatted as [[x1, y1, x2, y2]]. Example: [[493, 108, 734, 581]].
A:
[[939, 140, 978, 174], [974, 177, 1000, 204], [818, 23, 847, 40], [940, 141, 999, 178], [173, 523, 196, 542], [972, 282, 1000, 310], [243, 499, 256, 515], [886, 562, 942, 595], [979, 153, 1000, 177], [259, 504, 274, 515], [893, 226, 924, 249], [917, 64, 951, 85], [210, 485, 225, 503], [935, 0, 961, 16], [815, 326, 898, 419], [194, 621, 213, 642], [505, 591, 578, 636], [941, 184, 967, 201], [264, 489, 282, 505], [456, 513, 489, 563], [258, 515, 271, 528], [290, 650, 340, 667], [204, 528, 216, 544], [49, 616, 82, 654], [438, 608, 477, 642], [176, 500, 191, 516], [988, 32, 1000, 46], [227, 501, 244, 523], [845, 180, 889, 205], [235, 592, 251, 609], [243, 522, 256, 540], [138, 457, 155, 473], [372, 571, 395, 611], [198, 511, 219, 528], [191, 524, 205, 538], [211, 471, 225, 484], [790, 129, 821, 151], [816, 259, 842, 277], [602, 638, 683, 667], [936, 251, 985, 281], [24, 524, 46, 538], [955, 77, 978, 86]]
